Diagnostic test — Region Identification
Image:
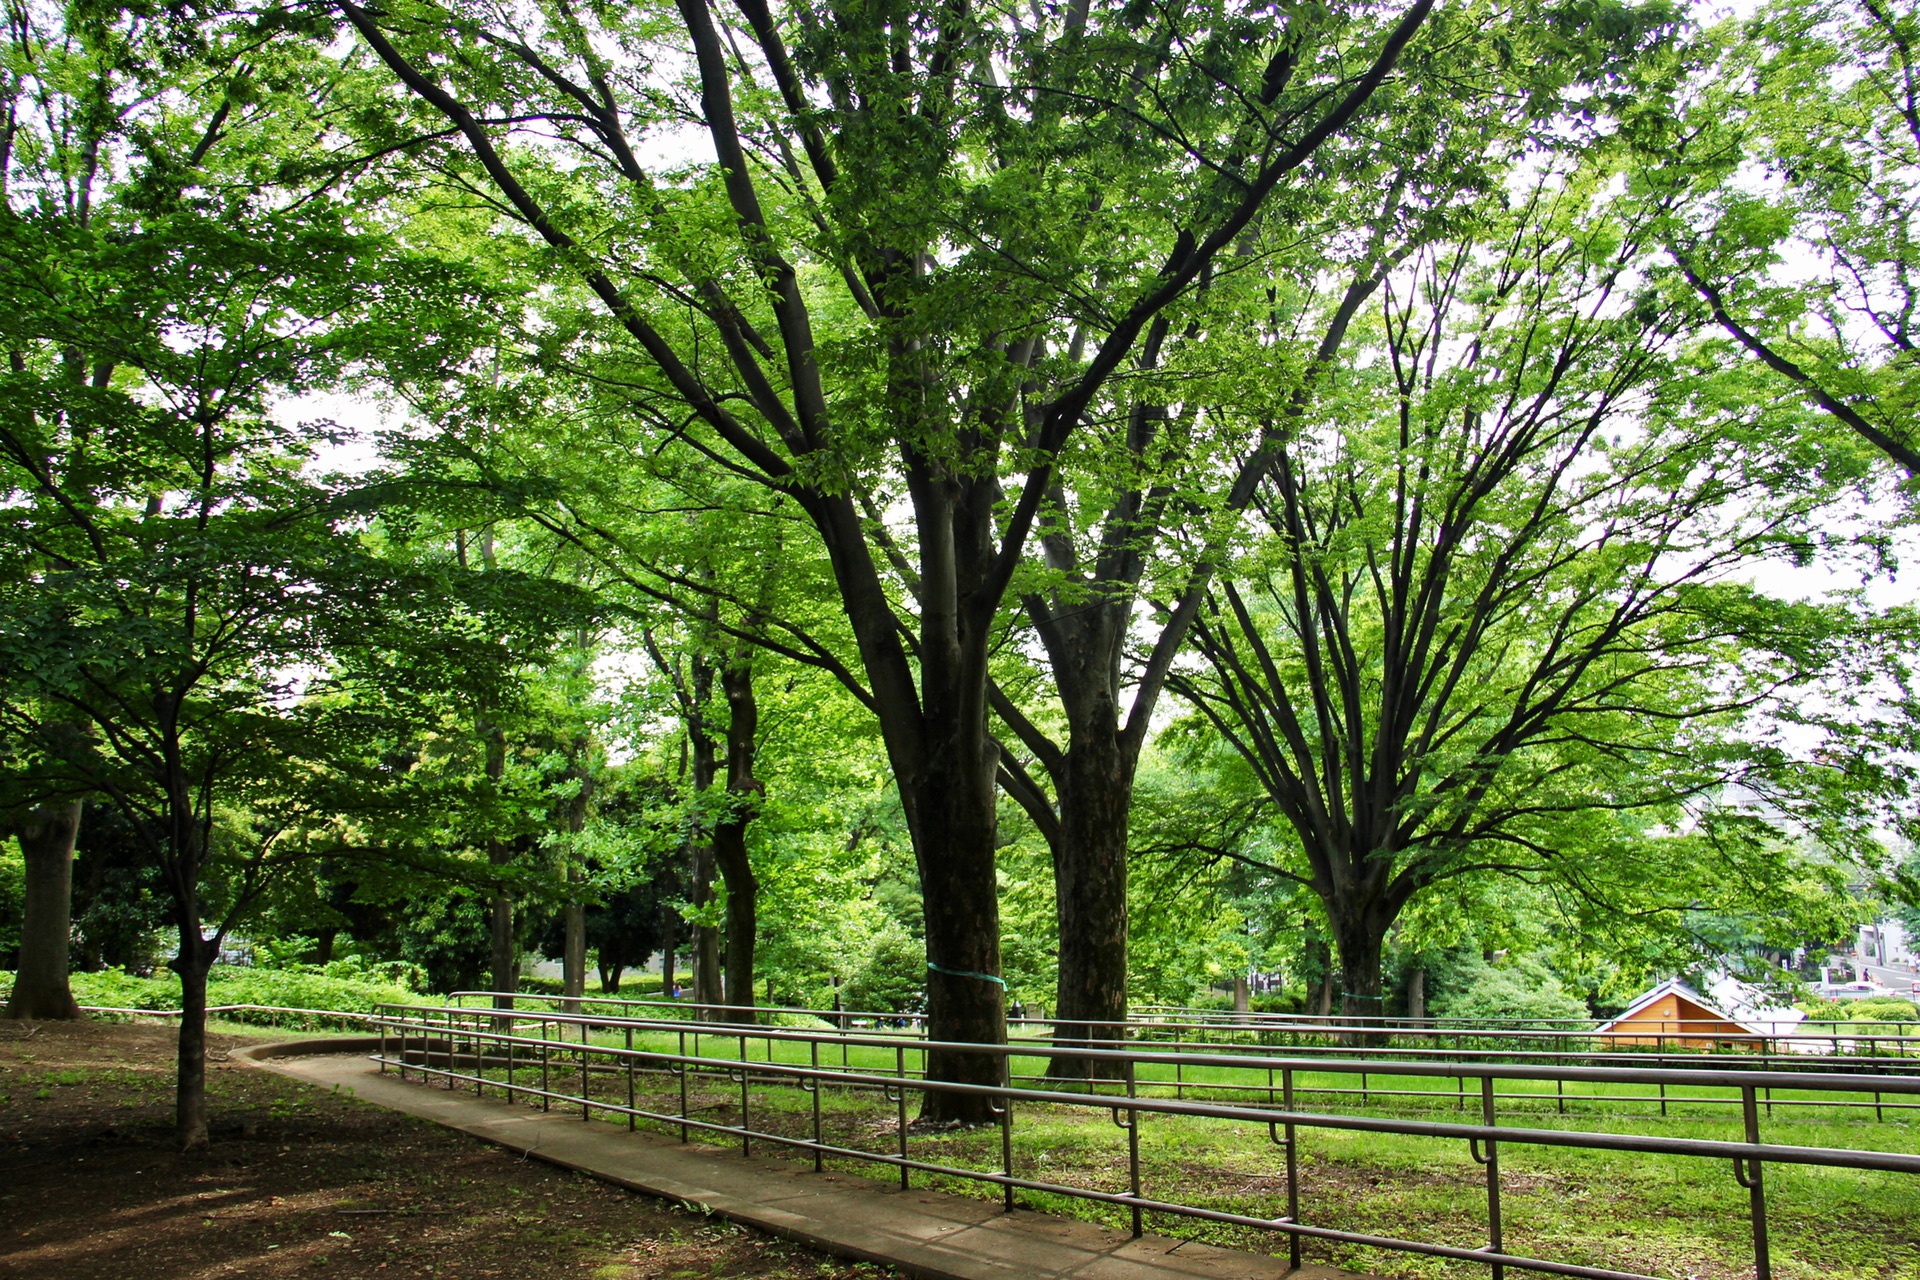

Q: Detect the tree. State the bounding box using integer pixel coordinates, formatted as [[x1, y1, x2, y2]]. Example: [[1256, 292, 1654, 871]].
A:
[[329, 0, 1435, 1120], [0, 3, 578, 1137], [1165, 165, 1917, 1020], [982, 1, 1680, 1071]]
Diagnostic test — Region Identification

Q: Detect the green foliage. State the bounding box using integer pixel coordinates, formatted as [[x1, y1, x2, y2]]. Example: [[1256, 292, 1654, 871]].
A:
[[840, 924, 926, 1016], [1428, 952, 1594, 1025], [0, 960, 429, 1024], [1795, 996, 1920, 1024], [0, 838, 21, 963]]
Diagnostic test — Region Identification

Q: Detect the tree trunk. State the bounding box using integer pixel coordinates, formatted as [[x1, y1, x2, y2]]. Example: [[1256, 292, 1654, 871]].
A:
[[598, 957, 623, 993], [691, 840, 723, 1017], [171, 930, 216, 1152], [904, 717, 1005, 1125], [660, 906, 677, 998], [1045, 721, 1132, 1080], [562, 898, 586, 1013], [1332, 914, 1389, 1045], [712, 826, 755, 1020], [4, 801, 83, 1020], [1405, 965, 1426, 1022], [483, 722, 517, 1009], [1306, 934, 1334, 1017], [1233, 975, 1250, 1015], [489, 892, 517, 1008], [311, 928, 338, 966], [561, 730, 593, 1014], [711, 656, 761, 1023]]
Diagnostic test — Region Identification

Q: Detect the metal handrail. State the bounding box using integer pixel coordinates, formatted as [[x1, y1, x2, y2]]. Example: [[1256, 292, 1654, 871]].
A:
[[371, 1002, 1920, 1280], [448, 988, 1920, 1063]]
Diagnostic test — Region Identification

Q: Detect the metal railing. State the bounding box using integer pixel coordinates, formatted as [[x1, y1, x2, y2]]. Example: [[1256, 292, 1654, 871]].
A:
[[447, 988, 1920, 1059], [441, 989, 1920, 1120], [371, 1002, 1920, 1280]]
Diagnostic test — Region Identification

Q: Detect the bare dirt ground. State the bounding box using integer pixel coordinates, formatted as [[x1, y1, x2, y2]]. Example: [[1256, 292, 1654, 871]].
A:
[[0, 1020, 892, 1280]]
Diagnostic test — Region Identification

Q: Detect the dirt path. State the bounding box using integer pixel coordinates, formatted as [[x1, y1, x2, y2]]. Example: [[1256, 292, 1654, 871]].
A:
[[0, 1019, 893, 1280]]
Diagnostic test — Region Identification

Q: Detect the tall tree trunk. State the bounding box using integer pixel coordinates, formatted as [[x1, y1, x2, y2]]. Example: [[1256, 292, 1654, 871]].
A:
[[561, 733, 592, 1015], [660, 905, 677, 999], [711, 655, 761, 1022], [1045, 719, 1132, 1079], [489, 891, 517, 1006], [691, 841, 723, 1016], [171, 927, 216, 1152], [4, 800, 83, 1020], [1405, 965, 1426, 1021], [481, 724, 517, 1008], [562, 897, 586, 1013], [902, 706, 1005, 1125], [1233, 975, 1250, 1015]]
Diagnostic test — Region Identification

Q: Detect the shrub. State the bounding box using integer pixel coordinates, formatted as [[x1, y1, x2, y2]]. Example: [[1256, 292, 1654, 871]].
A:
[[842, 924, 925, 1015], [1, 960, 431, 1029], [1431, 953, 1590, 1025]]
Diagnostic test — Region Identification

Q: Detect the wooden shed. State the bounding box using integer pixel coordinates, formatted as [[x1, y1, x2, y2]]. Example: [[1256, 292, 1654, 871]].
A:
[[1596, 979, 1764, 1051]]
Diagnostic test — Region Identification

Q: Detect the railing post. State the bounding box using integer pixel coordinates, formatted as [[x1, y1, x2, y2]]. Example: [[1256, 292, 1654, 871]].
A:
[[897, 1043, 909, 1190], [541, 1020, 551, 1112], [1478, 1076, 1503, 1280], [506, 1015, 516, 1104], [1127, 1061, 1142, 1238], [679, 1028, 690, 1143], [739, 1033, 752, 1157], [1739, 1085, 1771, 1280], [582, 1018, 592, 1120], [811, 1039, 824, 1173], [1000, 1052, 1014, 1214], [1283, 1066, 1300, 1272], [379, 1015, 388, 1075], [626, 1024, 636, 1132]]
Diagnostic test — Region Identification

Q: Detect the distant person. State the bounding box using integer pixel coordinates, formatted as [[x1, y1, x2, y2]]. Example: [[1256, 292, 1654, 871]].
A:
[[672, 982, 682, 1000]]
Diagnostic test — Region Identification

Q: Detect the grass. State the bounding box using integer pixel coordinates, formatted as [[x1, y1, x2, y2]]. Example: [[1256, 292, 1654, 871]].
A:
[[397, 1019, 1920, 1280]]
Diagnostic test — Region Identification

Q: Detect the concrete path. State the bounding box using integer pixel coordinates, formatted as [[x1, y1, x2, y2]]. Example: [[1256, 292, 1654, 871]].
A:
[[238, 1039, 1374, 1280]]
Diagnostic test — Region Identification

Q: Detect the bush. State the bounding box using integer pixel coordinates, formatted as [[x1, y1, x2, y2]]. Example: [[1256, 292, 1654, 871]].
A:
[[842, 924, 925, 1014], [1431, 953, 1590, 1025], [1, 958, 431, 1029], [1796, 996, 1920, 1024]]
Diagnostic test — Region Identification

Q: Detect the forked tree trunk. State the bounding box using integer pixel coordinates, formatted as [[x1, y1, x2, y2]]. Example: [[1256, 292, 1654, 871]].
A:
[[4, 801, 83, 1020]]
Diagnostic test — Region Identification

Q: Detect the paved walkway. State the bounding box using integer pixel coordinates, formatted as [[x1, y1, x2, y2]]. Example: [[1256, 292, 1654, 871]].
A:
[[238, 1039, 1375, 1280]]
